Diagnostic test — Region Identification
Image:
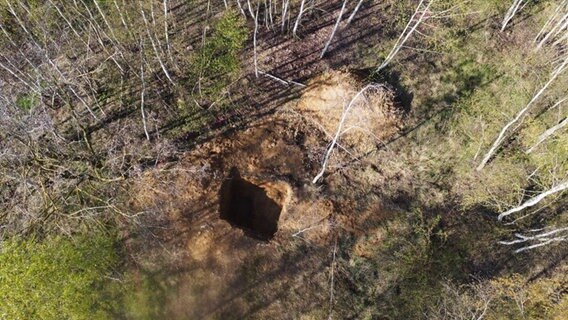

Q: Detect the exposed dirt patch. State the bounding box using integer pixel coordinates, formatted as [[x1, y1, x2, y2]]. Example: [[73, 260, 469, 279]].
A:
[[124, 70, 404, 319]]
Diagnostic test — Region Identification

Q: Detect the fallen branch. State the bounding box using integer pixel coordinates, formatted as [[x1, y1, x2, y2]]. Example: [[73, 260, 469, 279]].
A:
[[312, 84, 384, 183]]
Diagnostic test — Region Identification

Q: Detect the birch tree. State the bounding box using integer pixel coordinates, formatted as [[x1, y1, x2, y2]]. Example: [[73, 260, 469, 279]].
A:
[[254, 5, 260, 77], [497, 180, 568, 221], [501, 0, 529, 32], [534, 0, 568, 50], [476, 57, 568, 171], [500, 227, 568, 252], [140, 6, 176, 85], [320, 0, 348, 58], [346, 0, 365, 26], [526, 115, 567, 153], [312, 84, 387, 183], [293, 0, 306, 36], [376, 0, 434, 72], [282, 0, 290, 31]]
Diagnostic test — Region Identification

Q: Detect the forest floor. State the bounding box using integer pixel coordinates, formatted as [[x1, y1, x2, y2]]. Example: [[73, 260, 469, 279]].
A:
[[118, 3, 410, 317], [123, 77, 401, 318]]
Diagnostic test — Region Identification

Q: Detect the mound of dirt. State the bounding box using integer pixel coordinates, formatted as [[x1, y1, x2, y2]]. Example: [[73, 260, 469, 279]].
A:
[[295, 70, 402, 154]]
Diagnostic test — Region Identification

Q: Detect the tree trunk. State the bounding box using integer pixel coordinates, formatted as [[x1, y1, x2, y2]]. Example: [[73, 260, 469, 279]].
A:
[[498, 180, 568, 221]]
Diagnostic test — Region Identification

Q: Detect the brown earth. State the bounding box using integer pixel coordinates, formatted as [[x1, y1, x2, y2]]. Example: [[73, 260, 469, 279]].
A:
[[123, 70, 402, 319]]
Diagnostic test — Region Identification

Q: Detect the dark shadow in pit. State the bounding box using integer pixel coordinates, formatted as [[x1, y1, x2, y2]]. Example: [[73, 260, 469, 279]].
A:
[[219, 168, 281, 241]]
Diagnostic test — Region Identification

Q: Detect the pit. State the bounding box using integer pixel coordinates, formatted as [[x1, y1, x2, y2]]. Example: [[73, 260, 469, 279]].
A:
[[219, 170, 283, 240]]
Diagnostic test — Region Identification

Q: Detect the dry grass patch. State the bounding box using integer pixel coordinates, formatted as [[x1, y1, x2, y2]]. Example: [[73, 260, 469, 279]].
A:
[[296, 70, 402, 155]]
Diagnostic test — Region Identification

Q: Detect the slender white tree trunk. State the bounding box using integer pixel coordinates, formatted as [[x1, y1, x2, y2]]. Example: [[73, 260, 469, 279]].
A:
[[535, 0, 568, 50], [346, 0, 365, 26], [268, 0, 274, 28], [500, 227, 568, 253], [254, 5, 260, 77], [498, 180, 568, 221], [281, 0, 290, 31], [501, 0, 527, 32], [293, 0, 306, 36], [320, 0, 348, 58], [477, 58, 568, 171], [163, 0, 173, 62], [140, 8, 175, 85], [247, 0, 255, 18], [140, 64, 150, 141], [236, 0, 247, 17], [376, 0, 433, 72], [313, 84, 385, 183], [526, 116, 568, 153]]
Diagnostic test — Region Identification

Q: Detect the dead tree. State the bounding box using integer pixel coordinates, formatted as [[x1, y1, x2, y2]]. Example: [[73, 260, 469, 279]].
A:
[[476, 57, 568, 171], [501, 0, 529, 31], [497, 179, 568, 221], [500, 227, 568, 252], [254, 5, 260, 77], [376, 0, 433, 72], [293, 0, 306, 36], [282, 0, 290, 31], [313, 84, 386, 183], [140, 7, 175, 85], [346, 0, 365, 26], [526, 117, 567, 153], [320, 0, 348, 58], [535, 0, 568, 49]]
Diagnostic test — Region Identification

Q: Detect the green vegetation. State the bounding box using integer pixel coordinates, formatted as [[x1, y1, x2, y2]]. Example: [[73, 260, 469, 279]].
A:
[[0, 0, 566, 318], [0, 233, 122, 319], [15, 93, 36, 111]]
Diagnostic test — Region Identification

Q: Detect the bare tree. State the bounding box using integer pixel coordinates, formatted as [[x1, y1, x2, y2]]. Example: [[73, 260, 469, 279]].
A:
[[140, 62, 150, 141], [320, 0, 348, 58], [163, 0, 174, 63], [313, 84, 387, 183], [377, 0, 434, 72], [140, 7, 175, 85], [476, 57, 568, 171], [497, 179, 568, 221], [254, 5, 260, 77], [282, 0, 290, 31], [346, 0, 365, 26], [526, 115, 567, 153], [534, 0, 568, 50], [293, 0, 306, 36], [500, 227, 568, 252], [501, 0, 529, 32]]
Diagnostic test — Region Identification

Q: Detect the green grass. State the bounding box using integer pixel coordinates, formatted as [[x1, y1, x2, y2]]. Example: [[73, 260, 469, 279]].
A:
[[0, 232, 123, 319]]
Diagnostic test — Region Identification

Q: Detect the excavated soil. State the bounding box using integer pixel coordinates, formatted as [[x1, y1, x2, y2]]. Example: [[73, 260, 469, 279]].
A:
[[124, 71, 402, 319]]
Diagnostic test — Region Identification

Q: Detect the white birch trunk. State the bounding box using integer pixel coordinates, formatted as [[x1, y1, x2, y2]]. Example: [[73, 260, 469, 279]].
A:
[[346, 0, 365, 26], [254, 5, 260, 77], [498, 180, 568, 221], [293, 0, 306, 36], [281, 0, 290, 31], [477, 58, 568, 171], [140, 8, 175, 85], [376, 0, 433, 72], [501, 0, 527, 32], [500, 227, 568, 253], [526, 116, 568, 153], [320, 0, 348, 58], [313, 84, 385, 183]]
